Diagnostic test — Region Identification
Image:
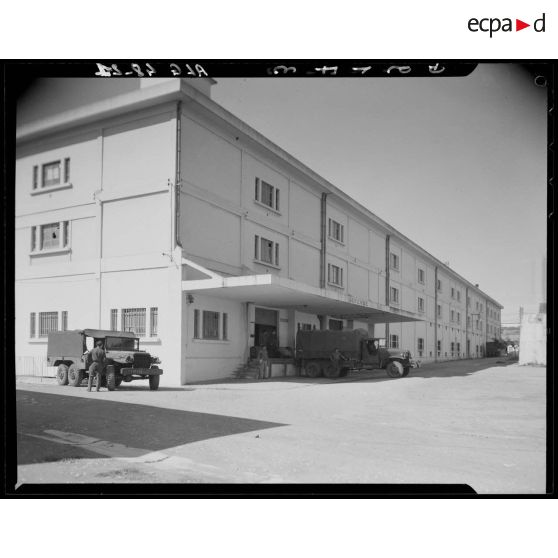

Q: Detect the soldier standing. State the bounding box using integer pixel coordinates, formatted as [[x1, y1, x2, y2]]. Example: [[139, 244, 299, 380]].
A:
[[87, 340, 106, 392]]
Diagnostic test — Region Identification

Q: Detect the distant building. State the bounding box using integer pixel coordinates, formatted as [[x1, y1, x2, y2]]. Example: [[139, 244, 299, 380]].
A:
[[15, 78, 503, 384], [519, 304, 546, 366]]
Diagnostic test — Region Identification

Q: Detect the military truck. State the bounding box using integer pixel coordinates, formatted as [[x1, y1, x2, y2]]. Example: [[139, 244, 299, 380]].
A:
[[47, 329, 163, 390], [295, 328, 412, 379]]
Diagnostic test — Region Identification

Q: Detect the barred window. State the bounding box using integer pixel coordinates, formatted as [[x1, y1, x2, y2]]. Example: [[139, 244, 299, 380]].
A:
[[390, 286, 399, 304], [110, 309, 118, 331], [30, 312, 36, 338], [437, 304, 442, 318], [389, 334, 399, 349], [417, 337, 424, 357], [150, 307, 158, 337], [202, 311, 220, 340], [39, 311, 58, 337], [121, 308, 146, 337], [298, 322, 313, 331], [437, 340, 442, 356], [418, 297, 425, 313], [222, 313, 228, 340], [61, 311, 68, 331]]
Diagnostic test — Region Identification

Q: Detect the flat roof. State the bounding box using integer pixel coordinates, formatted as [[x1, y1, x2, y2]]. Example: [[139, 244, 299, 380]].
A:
[[183, 274, 421, 324]]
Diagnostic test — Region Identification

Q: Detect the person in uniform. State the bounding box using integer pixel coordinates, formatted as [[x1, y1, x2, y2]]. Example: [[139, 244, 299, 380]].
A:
[[87, 340, 106, 392]]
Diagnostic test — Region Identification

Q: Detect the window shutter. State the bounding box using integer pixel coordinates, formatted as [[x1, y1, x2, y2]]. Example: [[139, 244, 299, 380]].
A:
[[30, 312, 36, 337], [275, 242, 279, 266], [275, 188, 280, 211], [194, 309, 200, 339], [255, 178, 260, 201], [254, 235, 259, 260], [64, 158, 70, 183], [33, 166, 38, 190], [31, 226, 36, 252]]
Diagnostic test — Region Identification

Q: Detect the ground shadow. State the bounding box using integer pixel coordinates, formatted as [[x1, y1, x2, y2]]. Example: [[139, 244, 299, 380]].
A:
[[16, 390, 286, 466]]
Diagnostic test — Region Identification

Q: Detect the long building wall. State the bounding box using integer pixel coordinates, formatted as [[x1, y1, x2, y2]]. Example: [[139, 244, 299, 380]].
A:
[[15, 78, 503, 384]]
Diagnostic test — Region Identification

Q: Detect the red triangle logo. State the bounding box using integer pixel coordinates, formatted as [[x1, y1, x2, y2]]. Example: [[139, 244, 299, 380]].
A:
[[516, 19, 530, 31]]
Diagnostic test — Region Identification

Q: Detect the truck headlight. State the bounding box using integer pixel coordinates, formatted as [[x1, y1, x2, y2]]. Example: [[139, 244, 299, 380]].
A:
[[151, 357, 161, 364], [125, 356, 133, 363]]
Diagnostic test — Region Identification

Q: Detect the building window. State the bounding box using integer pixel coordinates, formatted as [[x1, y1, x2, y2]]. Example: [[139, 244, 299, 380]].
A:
[[61, 311, 68, 331], [450, 310, 455, 322], [39, 311, 59, 337], [437, 304, 442, 318], [255, 178, 280, 211], [417, 337, 424, 357], [390, 286, 399, 304], [110, 309, 118, 331], [457, 312, 461, 324], [390, 253, 400, 270], [328, 218, 344, 243], [329, 319, 343, 331], [457, 342, 461, 355], [298, 322, 313, 331], [456, 290, 461, 302], [254, 235, 279, 267], [418, 297, 425, 313], [328, 263, 344, 287], [202, 311, 219, 340], [390, 334, 399, 349], [121, 308, 146, 337], [194, 309, 229, 340], [150, 307, 158, 337], [30, 312, 36, 338], [451, 287, 455, 299], [31, 221, 70, 253], [451, 341, 455, 355], [35, 158, 71, 191], [437, 340, 441, 357], [418, 268, 425, 284], [437, 279, 442, 292]]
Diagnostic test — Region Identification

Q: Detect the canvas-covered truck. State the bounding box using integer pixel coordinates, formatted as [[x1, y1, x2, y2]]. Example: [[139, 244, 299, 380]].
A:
[[47, 329, 163, 390], [295, 328, 412, 379]]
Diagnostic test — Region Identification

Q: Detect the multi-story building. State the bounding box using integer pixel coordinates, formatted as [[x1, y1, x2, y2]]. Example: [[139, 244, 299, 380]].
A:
[[15, 77, 503, 385]]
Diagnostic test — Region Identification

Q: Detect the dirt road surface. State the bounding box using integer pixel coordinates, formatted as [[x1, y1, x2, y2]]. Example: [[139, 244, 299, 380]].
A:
[[14, 358, 546, 492]]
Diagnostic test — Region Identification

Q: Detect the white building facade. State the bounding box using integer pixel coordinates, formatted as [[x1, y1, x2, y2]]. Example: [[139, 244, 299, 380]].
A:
[[15, 77, 503, 385]]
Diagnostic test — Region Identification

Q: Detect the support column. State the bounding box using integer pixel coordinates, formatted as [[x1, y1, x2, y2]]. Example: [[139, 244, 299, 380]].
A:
[[318, 314, 327, 331]]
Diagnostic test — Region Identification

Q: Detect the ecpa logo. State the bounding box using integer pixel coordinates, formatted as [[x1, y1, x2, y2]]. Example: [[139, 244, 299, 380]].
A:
[[468, 13, 546, 37]]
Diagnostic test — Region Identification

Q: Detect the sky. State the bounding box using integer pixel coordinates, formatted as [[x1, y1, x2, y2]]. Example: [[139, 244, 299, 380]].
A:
[[212, 64, 547, 323]]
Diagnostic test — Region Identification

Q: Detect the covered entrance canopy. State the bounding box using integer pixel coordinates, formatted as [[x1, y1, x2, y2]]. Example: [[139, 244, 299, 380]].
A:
[[182, 273, 420, 324]]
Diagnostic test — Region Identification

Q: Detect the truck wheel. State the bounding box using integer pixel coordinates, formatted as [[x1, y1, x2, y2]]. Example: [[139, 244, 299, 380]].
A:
[[305, 362, 322, 378], [323, 364, 341, 378], [106, 369, 116, 391], [402, 367, 410, 377], [56, 364, 69, 386], [68, 364, 84, 386], [149, 374, 160, 390], [387, 361, 404, 378]]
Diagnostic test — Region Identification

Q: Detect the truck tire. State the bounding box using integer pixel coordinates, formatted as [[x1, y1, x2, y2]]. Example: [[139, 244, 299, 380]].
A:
[[106, 368, 116, 391], [305, 362, 322, 378], [323, 363, 341, 379], [402, 367, 410, 377], [149, 374, 160, 390], [386, 360, 404, 378], [68, 364, 84, 386], [56, 364, 69, 386]]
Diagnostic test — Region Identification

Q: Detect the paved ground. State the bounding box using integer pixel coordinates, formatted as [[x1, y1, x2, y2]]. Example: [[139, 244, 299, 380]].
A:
[[13, 358, 546, 492]]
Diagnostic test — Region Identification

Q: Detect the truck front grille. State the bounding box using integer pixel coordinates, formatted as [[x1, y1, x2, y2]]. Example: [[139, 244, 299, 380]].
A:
[[133, 353, 151, 369]]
